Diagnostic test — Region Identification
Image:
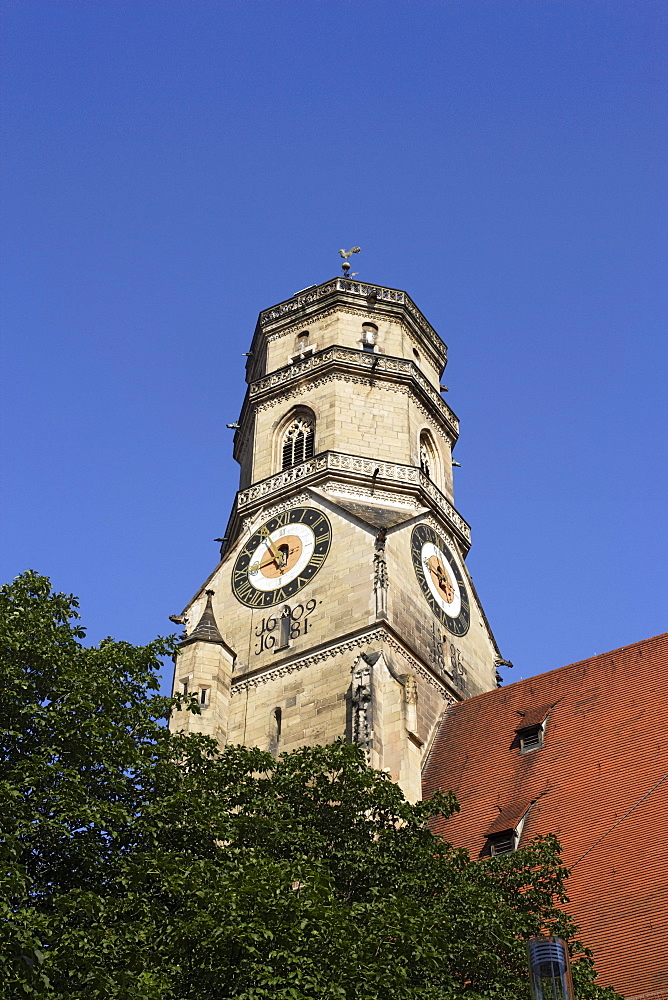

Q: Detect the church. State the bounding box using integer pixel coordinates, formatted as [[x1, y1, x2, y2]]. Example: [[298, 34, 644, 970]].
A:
[[170, 273, 667, 1000]]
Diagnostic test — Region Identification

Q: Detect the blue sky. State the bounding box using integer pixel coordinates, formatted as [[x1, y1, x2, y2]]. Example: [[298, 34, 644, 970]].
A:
[[2, 0, 666, 690]]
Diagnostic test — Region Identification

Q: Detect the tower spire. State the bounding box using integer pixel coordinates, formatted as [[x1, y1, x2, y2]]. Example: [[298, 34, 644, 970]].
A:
[[181, 590, 224, 646]]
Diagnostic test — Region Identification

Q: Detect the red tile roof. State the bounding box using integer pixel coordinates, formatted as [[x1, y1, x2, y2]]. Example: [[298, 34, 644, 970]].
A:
[[422, 633, 668, 999]]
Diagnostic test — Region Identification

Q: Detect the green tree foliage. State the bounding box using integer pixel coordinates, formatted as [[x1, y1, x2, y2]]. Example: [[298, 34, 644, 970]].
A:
[[1, 572, 622, 999]]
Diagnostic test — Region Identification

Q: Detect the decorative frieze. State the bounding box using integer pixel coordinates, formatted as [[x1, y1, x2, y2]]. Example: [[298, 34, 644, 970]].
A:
[[248, 345, 458, 435], [326, 483, 418, 510], [236, 450, 471, 545], [382, 633, 457, 700], [258, 278, 447, 368], [231, 628, 385, 692], [230, 624, 459, 700]]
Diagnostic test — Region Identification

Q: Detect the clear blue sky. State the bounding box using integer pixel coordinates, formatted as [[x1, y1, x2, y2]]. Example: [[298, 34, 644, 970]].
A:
[[2, 1, 666, 690]]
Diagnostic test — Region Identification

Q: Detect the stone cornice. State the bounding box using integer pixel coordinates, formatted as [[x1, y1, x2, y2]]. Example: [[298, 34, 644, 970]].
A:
[[231, 621, 460, 703], [243, 346, 459, 439], [246, 278, 448, 381], [232, 450, 471, 550]]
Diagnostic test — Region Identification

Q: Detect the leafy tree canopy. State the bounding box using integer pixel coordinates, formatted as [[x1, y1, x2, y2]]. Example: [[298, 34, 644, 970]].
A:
[[1, 572, 622, 999]]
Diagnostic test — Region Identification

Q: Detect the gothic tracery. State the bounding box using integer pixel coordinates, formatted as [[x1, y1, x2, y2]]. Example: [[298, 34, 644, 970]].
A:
[[281, 416, 315, 470]]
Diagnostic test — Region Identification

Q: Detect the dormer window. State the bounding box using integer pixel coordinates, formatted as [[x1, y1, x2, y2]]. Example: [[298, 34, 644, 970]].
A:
[[519, 723, 544, 753], [514, 704, 551, 753], [484, 806, 530, 857], [489, 830, 517, 856]]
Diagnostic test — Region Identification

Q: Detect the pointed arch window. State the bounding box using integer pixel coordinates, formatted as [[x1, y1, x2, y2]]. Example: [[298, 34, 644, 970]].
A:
[[282, 416, 315, 470], [419, 431, 436, 480]]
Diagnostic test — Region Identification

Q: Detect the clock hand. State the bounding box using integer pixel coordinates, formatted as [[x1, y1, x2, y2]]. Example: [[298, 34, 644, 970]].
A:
[[258, 543, 299, 572], [259, 526, 283, 567], [426, 556, 454, 598]]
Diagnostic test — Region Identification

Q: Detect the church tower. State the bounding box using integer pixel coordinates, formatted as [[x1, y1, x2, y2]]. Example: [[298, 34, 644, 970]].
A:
[[170, 275, 502, 800]]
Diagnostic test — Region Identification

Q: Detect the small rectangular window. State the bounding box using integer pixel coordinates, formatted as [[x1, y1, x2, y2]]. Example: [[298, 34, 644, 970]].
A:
[[199, 688, 209, 708], [519, 724, 543, 753], [489, 831, 516, 856]]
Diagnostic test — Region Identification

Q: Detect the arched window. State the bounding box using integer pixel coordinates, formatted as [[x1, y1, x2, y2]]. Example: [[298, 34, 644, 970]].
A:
[[419, 431, 438, 482], [361, 322, 378, 352], [282, 416, 315, 470]]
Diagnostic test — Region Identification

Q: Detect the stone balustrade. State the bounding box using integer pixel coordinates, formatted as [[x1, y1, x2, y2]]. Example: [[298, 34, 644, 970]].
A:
[[258, 277, 445, 364], [236, 450, 471, 544]]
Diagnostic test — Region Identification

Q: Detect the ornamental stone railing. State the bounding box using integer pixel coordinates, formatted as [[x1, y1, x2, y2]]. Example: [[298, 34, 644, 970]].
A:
[[236, 450, 471, 544], [247, 346, 459, 436], [258, 278, 445, 364]]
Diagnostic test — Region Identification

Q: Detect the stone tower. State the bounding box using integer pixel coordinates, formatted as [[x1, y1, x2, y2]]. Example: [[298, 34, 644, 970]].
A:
[[170, 277, 502, 800]]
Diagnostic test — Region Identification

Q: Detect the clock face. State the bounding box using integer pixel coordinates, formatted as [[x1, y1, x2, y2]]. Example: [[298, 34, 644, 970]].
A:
[[410, 524, 470, 636], [232, 507, 332, 608]]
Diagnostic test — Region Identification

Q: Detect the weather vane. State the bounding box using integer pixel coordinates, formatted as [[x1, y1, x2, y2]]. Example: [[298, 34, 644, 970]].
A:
[[338, 246, 361, 276]]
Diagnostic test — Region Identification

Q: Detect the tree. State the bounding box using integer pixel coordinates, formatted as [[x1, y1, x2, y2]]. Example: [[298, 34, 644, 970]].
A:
[[1, 572, 622, 999]]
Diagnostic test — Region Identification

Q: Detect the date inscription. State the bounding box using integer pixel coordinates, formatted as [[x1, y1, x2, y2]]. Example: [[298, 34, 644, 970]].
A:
[[254, 599, 318, 655]]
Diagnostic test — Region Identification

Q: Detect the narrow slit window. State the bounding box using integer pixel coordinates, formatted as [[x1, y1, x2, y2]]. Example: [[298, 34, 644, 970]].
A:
[[277, 605, 292, 650], [199, 688, 209, 708], [269, 707, 282, 757]]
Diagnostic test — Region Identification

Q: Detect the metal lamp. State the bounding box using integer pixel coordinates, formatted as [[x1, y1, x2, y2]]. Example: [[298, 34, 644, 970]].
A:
[[527, 937, 574, 1000]]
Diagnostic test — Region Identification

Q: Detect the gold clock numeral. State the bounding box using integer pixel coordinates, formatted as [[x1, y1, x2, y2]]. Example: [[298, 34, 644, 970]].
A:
[[232, 506, 332, 608], [234, 583, 252, 603]]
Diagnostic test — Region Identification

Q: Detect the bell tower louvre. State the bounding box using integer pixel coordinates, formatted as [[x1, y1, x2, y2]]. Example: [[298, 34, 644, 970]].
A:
[[169, 274, 504, 800]]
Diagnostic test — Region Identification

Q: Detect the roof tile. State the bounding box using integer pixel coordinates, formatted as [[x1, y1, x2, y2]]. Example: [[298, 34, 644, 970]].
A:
[[423, 632, 668, 999]]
